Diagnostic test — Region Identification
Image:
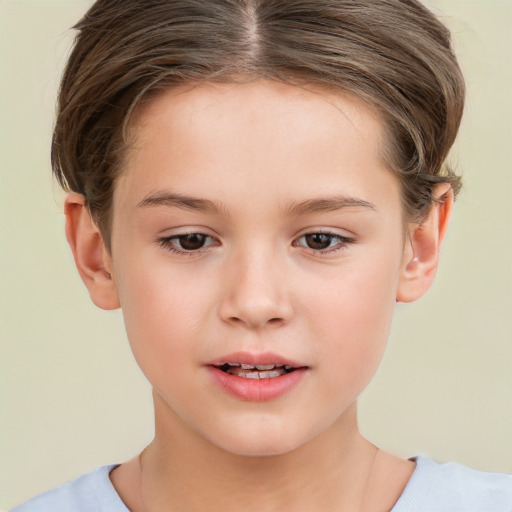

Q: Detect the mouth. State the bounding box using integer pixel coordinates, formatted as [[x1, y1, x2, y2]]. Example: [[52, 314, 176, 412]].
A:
[[215, 363, 297, 379], [206, 352, 309, 401]]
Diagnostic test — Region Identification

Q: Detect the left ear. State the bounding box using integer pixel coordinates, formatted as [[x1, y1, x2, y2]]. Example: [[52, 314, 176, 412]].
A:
[[396, 183, 454, 303]]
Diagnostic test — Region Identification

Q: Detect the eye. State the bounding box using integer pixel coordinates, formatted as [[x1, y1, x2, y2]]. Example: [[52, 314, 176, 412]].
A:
[[159, 233, 217, 254], [294, 232, 353, 253]]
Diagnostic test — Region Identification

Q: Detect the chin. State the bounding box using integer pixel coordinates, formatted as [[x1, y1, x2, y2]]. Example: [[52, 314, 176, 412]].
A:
[[218, 438, 300, 458], [204, 418, 314, 458]]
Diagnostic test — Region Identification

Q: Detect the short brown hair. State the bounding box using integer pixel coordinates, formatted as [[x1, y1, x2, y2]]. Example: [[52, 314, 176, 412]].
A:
[[52, 0, 465, 250]]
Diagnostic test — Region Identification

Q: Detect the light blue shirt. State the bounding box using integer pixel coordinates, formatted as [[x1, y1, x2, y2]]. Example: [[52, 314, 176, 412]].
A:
[[11, 455, 512, 512]]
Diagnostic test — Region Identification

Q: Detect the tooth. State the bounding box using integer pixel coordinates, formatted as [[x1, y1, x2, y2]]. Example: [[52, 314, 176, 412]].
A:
[[243, 371, 260, 379], [241, 364, 254, 370], [258, 370, 284, 378], [228, 367, 288, 379], [255, 364, 275, 370], [227, 363, 240, 367]]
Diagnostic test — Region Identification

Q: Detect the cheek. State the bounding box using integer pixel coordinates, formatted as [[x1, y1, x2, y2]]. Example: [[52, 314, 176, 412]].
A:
[[303, 254, 400, 391], [114, 257, 215, 379]]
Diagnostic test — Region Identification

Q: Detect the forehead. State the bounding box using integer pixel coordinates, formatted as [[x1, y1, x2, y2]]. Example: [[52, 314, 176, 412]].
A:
[[115, 80, 399, 216], [129, 81, 385, 159]]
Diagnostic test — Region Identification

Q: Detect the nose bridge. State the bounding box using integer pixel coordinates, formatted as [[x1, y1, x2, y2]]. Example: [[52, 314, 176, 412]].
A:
[[219, 241, 292, 329]]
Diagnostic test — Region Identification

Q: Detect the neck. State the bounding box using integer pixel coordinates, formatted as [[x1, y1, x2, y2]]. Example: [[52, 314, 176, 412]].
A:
[[139, 397, 379, 512]]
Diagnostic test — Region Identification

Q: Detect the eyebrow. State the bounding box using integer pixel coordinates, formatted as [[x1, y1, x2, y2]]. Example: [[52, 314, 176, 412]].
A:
[[138, 191, 376, 216], [284, 196, 376, 216], [138, 191, 230, 215]]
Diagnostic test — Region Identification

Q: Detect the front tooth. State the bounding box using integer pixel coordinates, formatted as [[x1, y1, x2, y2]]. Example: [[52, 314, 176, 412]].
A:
[[241, 364, 254, 370], [243, 371, 260, 379], [258, 370, 283, 378], [255, 364, 275, 370]]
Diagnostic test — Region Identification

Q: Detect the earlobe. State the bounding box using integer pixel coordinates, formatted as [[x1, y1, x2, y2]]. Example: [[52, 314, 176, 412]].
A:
[[396, 183, 454, 303], [64, 193, 120, 310]]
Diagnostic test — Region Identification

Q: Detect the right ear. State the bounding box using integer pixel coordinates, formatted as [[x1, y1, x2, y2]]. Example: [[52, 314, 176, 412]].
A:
[[64, 192, 120, 310]]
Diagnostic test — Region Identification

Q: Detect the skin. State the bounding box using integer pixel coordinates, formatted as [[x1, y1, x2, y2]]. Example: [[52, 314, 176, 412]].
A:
[[65, 80, 453, 511]]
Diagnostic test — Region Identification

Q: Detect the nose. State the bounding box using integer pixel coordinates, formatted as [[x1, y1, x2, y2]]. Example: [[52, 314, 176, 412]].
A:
[[218, 247, 293, 329]]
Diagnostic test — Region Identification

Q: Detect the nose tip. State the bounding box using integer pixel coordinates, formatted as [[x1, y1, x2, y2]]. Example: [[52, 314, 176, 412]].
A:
[[218, 259, 293, 329], [224, 307, 289, 330]]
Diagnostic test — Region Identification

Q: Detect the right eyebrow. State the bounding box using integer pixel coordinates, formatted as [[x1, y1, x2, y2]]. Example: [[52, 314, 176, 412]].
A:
[[137, 191, 230, 216]]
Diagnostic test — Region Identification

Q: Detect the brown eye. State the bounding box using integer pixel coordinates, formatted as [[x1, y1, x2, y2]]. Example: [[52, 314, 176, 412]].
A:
[[294, 232, 354, 254], [304, 233, 335, 250], [159, 232, 217, 254], [177, 233, 208, 251]]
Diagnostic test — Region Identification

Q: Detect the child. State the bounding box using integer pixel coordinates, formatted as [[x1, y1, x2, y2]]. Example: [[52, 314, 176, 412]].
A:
[[11, 0, 511, 511]]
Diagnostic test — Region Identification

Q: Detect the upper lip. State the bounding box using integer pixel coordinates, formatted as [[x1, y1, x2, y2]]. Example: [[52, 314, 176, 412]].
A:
[[205, 351, 308, 368]]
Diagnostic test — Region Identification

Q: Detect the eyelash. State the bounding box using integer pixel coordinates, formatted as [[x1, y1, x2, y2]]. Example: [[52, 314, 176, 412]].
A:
[[158, 233, 217, 256], [294, 232, 354, 255], [158, 231, 354, 257]]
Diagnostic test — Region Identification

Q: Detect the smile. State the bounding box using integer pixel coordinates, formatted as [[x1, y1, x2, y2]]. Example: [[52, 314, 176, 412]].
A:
[[206, 353, 308, 401], [216, 363, 295, 379]]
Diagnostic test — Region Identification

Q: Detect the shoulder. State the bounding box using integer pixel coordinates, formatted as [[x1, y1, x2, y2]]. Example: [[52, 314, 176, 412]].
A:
[[392, 455, 512, 512], [10, 465, 129, 512]]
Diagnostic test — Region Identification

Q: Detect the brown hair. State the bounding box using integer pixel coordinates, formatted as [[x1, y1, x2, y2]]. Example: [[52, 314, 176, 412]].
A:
[[52, 0, 465, 251]]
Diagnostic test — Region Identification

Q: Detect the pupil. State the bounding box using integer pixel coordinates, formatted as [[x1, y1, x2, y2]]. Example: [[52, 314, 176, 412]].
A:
[[179, 234, 206, 250], [305, 233, 332, 250]]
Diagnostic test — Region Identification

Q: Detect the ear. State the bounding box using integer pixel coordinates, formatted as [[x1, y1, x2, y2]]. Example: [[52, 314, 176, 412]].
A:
[[396, 183, 454, 303], [64, 192, 120, 310]]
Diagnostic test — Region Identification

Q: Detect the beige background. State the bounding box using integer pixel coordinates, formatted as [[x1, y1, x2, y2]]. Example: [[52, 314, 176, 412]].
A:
[[0, 0, 511, 509]]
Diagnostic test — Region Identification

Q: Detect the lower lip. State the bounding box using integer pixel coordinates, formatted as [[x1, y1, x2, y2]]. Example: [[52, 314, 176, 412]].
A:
[[207, 366, 308, 402]]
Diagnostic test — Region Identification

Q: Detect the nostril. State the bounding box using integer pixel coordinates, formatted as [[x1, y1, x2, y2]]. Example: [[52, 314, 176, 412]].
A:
[[226, 316, 283, 328]]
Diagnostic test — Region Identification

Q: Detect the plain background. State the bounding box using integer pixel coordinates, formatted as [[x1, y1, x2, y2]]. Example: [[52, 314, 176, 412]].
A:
[[0, 0, 511, 509]]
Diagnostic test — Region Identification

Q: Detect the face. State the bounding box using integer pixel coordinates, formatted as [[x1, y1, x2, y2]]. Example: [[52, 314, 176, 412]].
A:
[[109, 81, 409, 456]]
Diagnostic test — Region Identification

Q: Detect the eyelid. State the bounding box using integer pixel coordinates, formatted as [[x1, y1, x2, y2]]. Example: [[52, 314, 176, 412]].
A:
[[158, 229, 220, 255], [293, 230, 355, 255], [157, 228, 355, 257]]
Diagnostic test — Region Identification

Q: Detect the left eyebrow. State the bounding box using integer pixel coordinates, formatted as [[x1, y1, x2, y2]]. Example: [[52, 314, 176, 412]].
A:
[[284, 195, 377, 216]]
